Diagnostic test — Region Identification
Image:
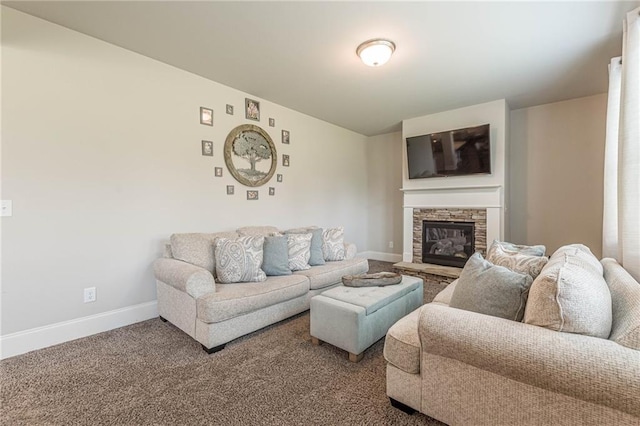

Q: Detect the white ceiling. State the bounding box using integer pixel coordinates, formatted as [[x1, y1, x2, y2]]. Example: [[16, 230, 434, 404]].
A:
[[4, 1, 638, 136]]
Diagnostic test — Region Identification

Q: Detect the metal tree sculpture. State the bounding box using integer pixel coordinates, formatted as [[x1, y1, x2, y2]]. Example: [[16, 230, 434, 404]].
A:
[[233, 133, 271, 172]]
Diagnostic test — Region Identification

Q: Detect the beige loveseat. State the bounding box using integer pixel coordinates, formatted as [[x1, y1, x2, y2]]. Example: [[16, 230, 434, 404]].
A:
[[154, 226, 368, 353], [384, 250, 640, 425]]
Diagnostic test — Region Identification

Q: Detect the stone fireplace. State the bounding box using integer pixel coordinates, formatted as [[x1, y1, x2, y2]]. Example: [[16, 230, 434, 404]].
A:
[[413, 208, 487, 266]]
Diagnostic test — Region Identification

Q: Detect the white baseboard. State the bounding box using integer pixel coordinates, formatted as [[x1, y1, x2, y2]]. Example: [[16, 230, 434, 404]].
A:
[[358, 251, 403, 263], [0, 301, 158, 360]]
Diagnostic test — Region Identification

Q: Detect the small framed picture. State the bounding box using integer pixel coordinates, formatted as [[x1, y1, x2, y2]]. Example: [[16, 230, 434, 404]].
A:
[[201, 140, 213, 156], [282, 154, 290, 167], [227, 185, 234, 195], [215, 167, 223, 177], [245, 98, 260, 121], [282, 130, 290, 144], [277, 174, 283, 182], [226, 104, 234, 115], [200, 107, 213, 126], [247, 190, 259, 200], [269, 187, 275, 196], [269, 118, 275, 127]]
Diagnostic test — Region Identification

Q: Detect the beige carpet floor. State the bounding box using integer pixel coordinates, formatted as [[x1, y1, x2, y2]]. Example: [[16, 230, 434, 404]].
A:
[[1, 261, 445, 425]]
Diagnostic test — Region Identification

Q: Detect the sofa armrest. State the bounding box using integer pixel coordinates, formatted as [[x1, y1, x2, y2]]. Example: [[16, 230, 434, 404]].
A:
[[153, 258, 215, 299], [344, 242, 357, 260], [418, 303, 640, 417]]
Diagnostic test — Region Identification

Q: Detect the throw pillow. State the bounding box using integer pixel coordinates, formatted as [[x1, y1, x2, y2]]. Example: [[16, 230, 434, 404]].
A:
[[285, 227, 325, 266], [322, 227, 346, 261], [487, 241, 549, 279], [261, 235, 292, 276], [214, 236, 267, 284], [449, 252, 533, 321], [486, 239, 546, 257], [286, 233, 313, 271], [524, 245, 612, 338]]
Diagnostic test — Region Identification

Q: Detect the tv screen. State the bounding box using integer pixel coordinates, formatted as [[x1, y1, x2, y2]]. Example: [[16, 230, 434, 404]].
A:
[[406, 124, 491, 179]]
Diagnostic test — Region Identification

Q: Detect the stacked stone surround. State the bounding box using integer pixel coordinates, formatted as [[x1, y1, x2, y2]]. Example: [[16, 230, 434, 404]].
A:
[[412, 208, 487, 263], [393, 208, 488, 299]]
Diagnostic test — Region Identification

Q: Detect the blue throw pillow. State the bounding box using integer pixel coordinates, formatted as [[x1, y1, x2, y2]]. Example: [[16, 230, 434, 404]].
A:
[[262, 235, 292, 276]]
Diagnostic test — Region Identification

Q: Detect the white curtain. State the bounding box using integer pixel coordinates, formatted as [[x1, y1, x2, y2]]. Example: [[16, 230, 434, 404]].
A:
[[603, 6, 640, 281]]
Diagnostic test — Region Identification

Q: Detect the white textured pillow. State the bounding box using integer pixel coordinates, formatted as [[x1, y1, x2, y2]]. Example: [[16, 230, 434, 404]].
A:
[[322, 227, 345, 261], [214, 236, 267, 284], [487, 241, 548, 279], [524, 245, 612, 338], [287, 233, 312, 271]]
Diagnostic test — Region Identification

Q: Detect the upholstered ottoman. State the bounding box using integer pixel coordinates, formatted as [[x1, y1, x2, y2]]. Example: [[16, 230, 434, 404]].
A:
[[310, 275, 423, 362]]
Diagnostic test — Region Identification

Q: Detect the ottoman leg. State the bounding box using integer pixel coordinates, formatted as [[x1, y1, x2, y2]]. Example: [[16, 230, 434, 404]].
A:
[[311, 336, 322, 346], [348, 351, 364, 363]]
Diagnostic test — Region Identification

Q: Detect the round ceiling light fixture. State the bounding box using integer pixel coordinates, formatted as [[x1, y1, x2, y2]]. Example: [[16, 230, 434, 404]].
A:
[[356, 39, 396, 67]]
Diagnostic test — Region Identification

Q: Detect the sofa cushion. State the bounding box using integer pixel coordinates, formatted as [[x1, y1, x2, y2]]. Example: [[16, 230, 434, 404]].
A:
[[486, 239, 546, 257], [286, 233, 312, 271], [285, 227, 325, 266], [197, 274, 310, 323], [524, 245, 612, 338], [170, 232, 239, 273], [293, 257, 369, 290], [383, 307, 422, 374], [432, 279, 458, 306], [487, 240, 548, 279], [602, 258, 640, 350], [237, 226, 280, 237], [450, 253, 533, 321], [262, 235, 292, 276], [214, 236, 267, 283], [322, 227, 346, 261]]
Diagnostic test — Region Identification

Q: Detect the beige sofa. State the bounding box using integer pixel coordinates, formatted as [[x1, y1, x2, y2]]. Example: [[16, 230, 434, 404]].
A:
[[154, 226, 368, 353], [384, 253, 640, 425]]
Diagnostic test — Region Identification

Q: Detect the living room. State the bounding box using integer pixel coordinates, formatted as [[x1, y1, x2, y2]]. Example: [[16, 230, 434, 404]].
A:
[[1, 2, 639, 425]]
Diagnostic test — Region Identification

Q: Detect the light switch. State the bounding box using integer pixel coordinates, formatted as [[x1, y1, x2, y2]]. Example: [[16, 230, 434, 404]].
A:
[[1, 200, 12, 217]]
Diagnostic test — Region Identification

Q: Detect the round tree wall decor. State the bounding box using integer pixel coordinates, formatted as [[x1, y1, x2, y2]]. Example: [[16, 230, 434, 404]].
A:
[[224, 124, 277, 187]]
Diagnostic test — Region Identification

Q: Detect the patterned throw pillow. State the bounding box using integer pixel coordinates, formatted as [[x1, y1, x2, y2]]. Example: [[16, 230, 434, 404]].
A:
[[487, 240, 548, 279], [487, 240, 546, 257], [286, 233, 312, 271], [322, 227, 345, 261], [214, 236, 267, 283], [285, 227, 325, 266]]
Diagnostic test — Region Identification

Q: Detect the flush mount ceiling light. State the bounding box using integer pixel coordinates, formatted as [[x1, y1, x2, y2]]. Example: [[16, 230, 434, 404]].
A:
[[356, 39, 396, 67]]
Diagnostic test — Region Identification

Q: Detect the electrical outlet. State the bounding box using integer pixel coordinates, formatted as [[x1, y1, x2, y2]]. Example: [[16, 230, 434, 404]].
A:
[[84, 287, 96, 303], [388, 241, 394, 249]]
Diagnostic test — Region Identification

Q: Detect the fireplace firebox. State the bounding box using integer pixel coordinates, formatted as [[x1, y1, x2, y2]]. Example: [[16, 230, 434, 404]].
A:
[[422, 220, 475, 268]]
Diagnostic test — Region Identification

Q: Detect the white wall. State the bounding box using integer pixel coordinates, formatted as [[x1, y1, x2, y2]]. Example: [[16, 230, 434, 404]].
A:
[[365, 132, 403, 261], [0, 8, 368, 351], [509, 94, 607, 257]]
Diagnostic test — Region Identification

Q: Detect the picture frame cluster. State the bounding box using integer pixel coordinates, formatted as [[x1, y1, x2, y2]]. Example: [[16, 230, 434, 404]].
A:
[[199, 104, 290, 200]]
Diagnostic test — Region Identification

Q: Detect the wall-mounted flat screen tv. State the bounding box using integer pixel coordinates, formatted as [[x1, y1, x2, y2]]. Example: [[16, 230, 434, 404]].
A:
[[406, 123, 491, 179]]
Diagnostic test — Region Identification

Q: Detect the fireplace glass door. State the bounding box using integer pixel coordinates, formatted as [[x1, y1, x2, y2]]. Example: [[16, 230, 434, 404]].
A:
[[422, 221, 475, 268]]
